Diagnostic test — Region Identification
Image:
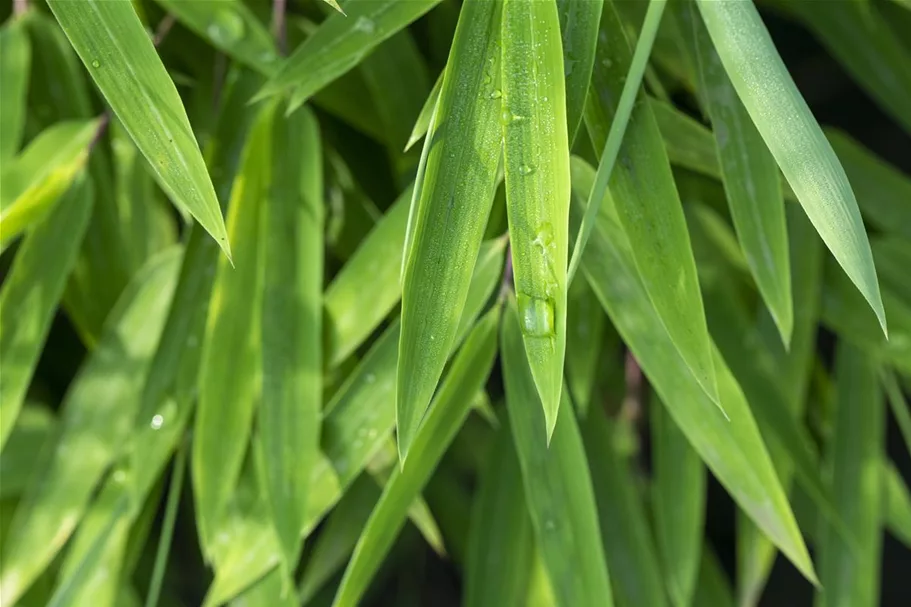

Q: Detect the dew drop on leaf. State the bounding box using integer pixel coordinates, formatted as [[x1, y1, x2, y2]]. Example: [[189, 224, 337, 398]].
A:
[[517, 293, 556, 338]]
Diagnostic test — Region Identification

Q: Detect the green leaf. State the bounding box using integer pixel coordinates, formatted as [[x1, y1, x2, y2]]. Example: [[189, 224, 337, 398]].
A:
[[332, 306, 500, 607], [396, 0, 503, 461], [817, 343, 885, 607], [884, 462, 911, 548], [324, 186, 411, 367], [152, 0, 279, 74], [256, 0, 443, 107], [883, 371, 911, 460], [260, 105, 323, 574], [651, 395, 705, 607], [0, 176, 93, 449], [696, 0, 887, 336], [554, 0, 602, 143], [501, 0, 572, 439], [570, 156, 816, 585], [47, 0, 231, 258], [768, 0, 911, 134], [144, 443, 187, 607], [0, 119, 98, 249], [192, 101, 271, 551], [677, 1, 792, 344], [405, 71, 443, 152], [0, 249, 180, 606], [0, 404, 56, 500], [501, 299, 614, 607], [692, 548, 735, 607], [464, 421, 535, 607], [564, 276, 608, 417], [582, 2, 719, 407], [0, 14, 30, 162], [581, 409, 667, 607]]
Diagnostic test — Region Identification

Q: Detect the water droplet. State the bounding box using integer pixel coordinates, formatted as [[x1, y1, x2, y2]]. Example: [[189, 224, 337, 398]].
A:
[[365, 373, 376, 384], [367, 429, 378, 439], [91, 59, 101, 68], [354, 16, 376, 34], [207, 9, 245, 45], [533, 223, 554, 250], [113, 469, 127, 483], [489, 89, 502, 99], [544, 519, 556, 531], [517, 293, 556, 337], [602, 58, 613, 69], [518, 164, 536, 176], [150, 414, 164, 430]]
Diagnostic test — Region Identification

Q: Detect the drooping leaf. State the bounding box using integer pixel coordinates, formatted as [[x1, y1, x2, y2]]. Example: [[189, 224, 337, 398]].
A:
[[570, 156, 816, 584], [676, 1, 792, 344], [332, 306, 500, 607], [565, 275, 608, 417], [256, 0, 443, 107], [396, 0, 503, 460], [582, 2, 719, 407], [696, 0, 887, 335], [47, 0, 231, 257], [651, 394, 705, 607], [192, 101, 271, 551], [501, 298, 614, 607], [817, 343, 885, 607], [0, 176, 93, 449], [0, 250, 180, 606], [464, 420, 535, 607], [501, 0, 571, 438]]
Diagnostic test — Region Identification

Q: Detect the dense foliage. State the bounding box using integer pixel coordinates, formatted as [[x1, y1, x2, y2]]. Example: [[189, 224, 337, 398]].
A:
[[0, 0, 909, 606]]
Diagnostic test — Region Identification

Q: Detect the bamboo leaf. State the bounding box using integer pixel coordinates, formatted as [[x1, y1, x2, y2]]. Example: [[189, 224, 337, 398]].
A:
[[501, 299, 614, 607], [47, 0, 231, 258], [571, 156, 816, 584], [397, 0, 503, 461], [144, 444, 186, 607], [0, 250, 180, 606], [0, 176, 93, 449], [464, 421, 535, 607], [0, 120, 98, 249], [692, 548, 735, 607], [192, 101, 271, 551], [554, 0, 602, 143], [582, 2, 719, 407], [260, 105, 323, 574], [651, 395, 705, 607], [0, 13, 30, 162], [677, 1, 792, 344], [256, 0, 443, 106], [696, 0, 887, 335], [0, 404, 56, 499], [324, 186, 411, 367], [332, 306, 500, 607], [817, 343, 885, 607], [405, 72, 443, 152], [565, 276, 608, 417], [502, 0, 571, 438], [884, 462, 911, 548], [581, 409, 667, 607]]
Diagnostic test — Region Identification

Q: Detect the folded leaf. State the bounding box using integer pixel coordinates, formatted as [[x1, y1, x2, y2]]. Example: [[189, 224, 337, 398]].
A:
[[554, 0, 602, 143], [0, 14, 30, 162]]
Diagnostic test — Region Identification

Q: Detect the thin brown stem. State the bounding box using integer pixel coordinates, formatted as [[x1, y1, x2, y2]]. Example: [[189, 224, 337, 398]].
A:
[[272, 0, 288, 56], [13, 0, 28, 17]]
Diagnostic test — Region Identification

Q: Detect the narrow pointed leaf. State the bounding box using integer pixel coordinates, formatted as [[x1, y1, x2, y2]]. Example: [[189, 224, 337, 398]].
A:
[[696, 0, 887, 335], [0, 176, 93, 449], [582, 409, 667, 607], [502, 299, 614, 607], [651, 395, 705, 607], [256, 0, 443, 105], [582, 2, 719, 406], [0, 120, 98, 248], [0, 405, 56, 499], [464, 421, 535, 607], [325, 186, 411, 367], [332, 307, 500, 607], [397, 0, 503, 461], [261, 105, 323, 573], [192, 102, 270, 551], [884, 462, 911, 548], [47, 0, 231, 258], [502, 0, 571, 438], [554, 0, 602, 143], [817, 343, 885, 607], [0, 250, 180, 606], [0, 14, 30, 162], [677, 1, 792, 344], [571, 156, 816, 584], [144, 444, 187, 607], [405, 72, 443, 152], [565, 276, 607, 417], [692, 548, 735, 607]]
